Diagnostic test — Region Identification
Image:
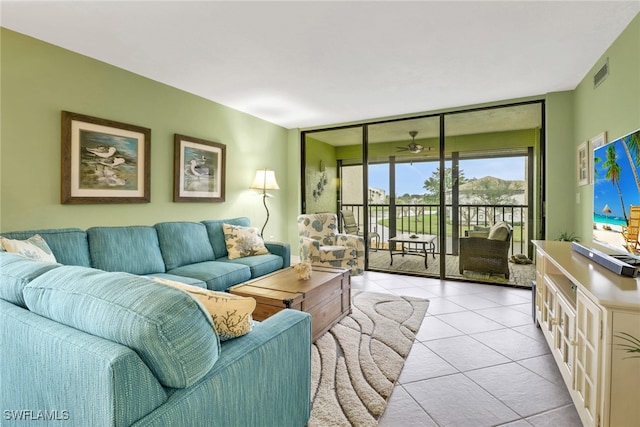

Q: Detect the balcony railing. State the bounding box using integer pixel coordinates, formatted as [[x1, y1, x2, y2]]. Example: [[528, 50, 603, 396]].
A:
[[342, 203, 529, 255]]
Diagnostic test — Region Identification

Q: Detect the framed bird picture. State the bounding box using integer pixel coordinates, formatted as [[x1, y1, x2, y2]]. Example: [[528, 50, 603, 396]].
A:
[[173, 134, 226, 202], [61, 111, 151, 204]]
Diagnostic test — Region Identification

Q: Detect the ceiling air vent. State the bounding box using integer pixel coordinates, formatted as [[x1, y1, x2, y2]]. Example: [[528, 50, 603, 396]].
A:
[[594, 58, 609, 88]]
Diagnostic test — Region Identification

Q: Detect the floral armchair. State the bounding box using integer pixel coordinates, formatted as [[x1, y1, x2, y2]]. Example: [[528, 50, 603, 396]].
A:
[[297, 213, 364, 276]]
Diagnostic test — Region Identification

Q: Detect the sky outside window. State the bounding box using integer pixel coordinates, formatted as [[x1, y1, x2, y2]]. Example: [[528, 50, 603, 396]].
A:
[[369, 157, 525, 195]]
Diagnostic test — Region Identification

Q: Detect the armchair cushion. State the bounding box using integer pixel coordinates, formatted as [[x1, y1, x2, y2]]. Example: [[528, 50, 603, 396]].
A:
[[488, 221, 511, 241], [318, 245, 356, 262]]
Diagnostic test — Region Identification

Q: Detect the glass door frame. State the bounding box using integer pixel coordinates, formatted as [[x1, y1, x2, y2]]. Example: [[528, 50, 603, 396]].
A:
[[301, 100, 546, 280]]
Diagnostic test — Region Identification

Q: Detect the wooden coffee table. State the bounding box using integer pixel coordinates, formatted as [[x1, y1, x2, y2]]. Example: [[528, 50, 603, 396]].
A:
[[229, 265, 351, 342]]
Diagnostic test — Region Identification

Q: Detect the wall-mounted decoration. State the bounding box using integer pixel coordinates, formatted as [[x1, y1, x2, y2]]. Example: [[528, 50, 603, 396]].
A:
[[577, 141, 589, 186], [174, 134, 226, 202], [61, 111, 151, 204], [589, 131, 607, 184], [313, 171, 328, 200]]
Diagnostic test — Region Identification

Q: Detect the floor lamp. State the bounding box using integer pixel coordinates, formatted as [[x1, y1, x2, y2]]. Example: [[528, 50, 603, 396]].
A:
[[250, 169, 280, 237]]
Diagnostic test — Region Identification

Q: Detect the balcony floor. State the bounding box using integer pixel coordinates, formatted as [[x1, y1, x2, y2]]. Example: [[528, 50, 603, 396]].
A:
[[367, 248, 535, 288]]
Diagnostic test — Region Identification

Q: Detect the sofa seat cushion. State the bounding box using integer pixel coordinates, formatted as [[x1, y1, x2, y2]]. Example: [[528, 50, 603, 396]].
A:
[[144, 273, 207, 288], [202, 217, 251, 259], [0, 252, 60, 307], [216, 254, 284, 279], [319, 245, 355, 262], [167, 261, 252, 292], [155, 222, 215, 270], [0, 228, 91, 266], [23, 266, 220, 389], [87, 226, 166, 275]]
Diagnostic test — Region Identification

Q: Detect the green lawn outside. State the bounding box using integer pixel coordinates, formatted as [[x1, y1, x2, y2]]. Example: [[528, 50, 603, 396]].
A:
[[378, 214, 525, 242]]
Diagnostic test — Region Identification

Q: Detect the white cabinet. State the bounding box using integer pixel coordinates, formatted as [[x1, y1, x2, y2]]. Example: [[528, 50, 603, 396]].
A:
[[574, 291, 601, 426], [533, 241, 640, 427]]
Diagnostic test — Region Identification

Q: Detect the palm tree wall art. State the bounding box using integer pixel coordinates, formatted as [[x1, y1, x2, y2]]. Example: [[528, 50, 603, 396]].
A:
[[593, 128, 640, 253]]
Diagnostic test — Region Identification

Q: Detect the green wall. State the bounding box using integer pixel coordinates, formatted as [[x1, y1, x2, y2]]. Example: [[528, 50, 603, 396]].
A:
[[544, 91, 575, 240], [573, 13, 639, 245], [0, 29, 293, 242], [2, 12, 638, 250], [304, 137, 338, 214]]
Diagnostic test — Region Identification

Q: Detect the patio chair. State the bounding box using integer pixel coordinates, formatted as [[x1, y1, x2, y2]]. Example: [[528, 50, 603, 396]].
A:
[[622, 205, 640, 253], [459, 221, 512, 279], [340, 209, 380, 250], [298, 213, 364, 276]]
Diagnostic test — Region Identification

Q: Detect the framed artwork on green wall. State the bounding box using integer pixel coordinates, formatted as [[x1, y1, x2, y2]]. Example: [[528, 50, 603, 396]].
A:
[[577, 141, 589, 186], [173, 134, 226, 202], [61, 111, 151, 204]]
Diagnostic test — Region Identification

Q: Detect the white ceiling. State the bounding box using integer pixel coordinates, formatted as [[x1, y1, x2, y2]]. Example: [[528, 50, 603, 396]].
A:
[[2, 1, 639, 130]]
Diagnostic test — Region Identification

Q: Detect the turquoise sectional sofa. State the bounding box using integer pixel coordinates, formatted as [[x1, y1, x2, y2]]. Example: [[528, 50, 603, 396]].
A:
[[0, 217, 290, 290], [0, 218, 311, 426]]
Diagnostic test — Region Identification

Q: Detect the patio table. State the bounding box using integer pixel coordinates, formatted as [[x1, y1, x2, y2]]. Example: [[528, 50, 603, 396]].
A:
[[388, 233, 437, 268]]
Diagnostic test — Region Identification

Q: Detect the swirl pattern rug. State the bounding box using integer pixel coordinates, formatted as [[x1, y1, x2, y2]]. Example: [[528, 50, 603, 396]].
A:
[[309, 291, 429, 426]]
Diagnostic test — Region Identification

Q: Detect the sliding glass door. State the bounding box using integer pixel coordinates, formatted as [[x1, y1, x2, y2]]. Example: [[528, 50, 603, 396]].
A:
[[301, 101, 543, 286]]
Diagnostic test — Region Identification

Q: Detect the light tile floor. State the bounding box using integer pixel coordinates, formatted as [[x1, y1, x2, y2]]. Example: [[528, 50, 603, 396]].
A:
[[350, 271, 583, 427]]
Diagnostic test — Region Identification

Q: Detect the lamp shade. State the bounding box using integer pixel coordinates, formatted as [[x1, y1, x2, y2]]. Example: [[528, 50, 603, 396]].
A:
[[250, 169, 279, 192]]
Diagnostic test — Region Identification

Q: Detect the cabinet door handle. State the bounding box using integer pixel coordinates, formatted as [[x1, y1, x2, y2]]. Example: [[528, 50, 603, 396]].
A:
[[570, 340, 578, 346]]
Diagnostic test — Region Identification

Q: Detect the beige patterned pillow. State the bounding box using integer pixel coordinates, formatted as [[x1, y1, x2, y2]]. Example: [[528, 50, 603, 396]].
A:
[[222, 223, 269, 259], [151, 277, 256, 341], [0, 234, 57, 263]]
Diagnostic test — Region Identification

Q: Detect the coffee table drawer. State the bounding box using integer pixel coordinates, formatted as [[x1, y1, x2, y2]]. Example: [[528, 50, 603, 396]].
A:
[[308, 291, 347, 341]]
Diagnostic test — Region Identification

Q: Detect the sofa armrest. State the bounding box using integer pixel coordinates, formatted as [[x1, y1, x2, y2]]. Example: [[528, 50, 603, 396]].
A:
[[0, 300, 167, 426], [133, 310, 312, 427], [264, 241, 291, 268]]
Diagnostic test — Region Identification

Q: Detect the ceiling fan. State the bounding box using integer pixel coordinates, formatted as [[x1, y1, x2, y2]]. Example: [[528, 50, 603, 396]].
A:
[[397, 130, 425, 154]]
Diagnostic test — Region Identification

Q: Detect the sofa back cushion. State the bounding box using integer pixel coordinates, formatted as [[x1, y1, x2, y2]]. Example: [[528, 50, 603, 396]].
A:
[[202, 217, 251, 259], [87, 226, 166, 275], [0, 228, 91, 267], [155, 222, 215, 270], [0, 252, 60, 307], [23, 266, 219, 389]]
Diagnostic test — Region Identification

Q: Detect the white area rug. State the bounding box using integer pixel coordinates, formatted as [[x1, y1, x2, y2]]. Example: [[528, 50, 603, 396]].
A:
[[309, 290, 430, 426]]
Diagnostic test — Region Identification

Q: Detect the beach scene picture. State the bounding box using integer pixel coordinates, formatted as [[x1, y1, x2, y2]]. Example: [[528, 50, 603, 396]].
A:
[[593, 127, 640, 253]]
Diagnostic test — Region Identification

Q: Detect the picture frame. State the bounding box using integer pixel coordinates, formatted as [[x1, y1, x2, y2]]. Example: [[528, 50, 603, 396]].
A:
[[589, 131, 607, 184], [577, 141, 589, 186], [61, 111, 151, 204], [174, 134, 226, 202]]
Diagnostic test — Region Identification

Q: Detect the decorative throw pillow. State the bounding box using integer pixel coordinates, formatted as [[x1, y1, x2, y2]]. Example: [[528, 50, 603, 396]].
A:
[[0, 234, 57, 263], [151, 277, 256, 341], [222, 223, 269, 260]]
